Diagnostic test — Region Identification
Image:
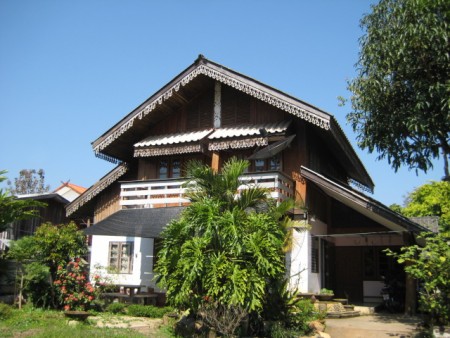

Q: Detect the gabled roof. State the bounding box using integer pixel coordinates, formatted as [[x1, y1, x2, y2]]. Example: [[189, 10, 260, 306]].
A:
[[300, 166, 428, 234], [66, 163, 128, 217], [54, 182, 87, 195], [91, 55, 374, 191]]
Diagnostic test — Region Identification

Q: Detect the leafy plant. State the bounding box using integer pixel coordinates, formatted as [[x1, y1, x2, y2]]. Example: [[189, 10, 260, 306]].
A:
[[319, 288, 334, 295], [0, 303, 13, 320], [386, 231, 450, 326], [54, 258, 97, 311], [155, 158, 287, 314], [127, 305, 174, 318], [106, 302, 127, 314], [7, 222, 88, 309]]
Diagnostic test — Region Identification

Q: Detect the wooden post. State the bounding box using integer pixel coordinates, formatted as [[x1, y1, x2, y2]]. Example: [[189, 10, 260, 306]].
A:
[[211, 152, 220, 173], [403, 232, 417, 315]]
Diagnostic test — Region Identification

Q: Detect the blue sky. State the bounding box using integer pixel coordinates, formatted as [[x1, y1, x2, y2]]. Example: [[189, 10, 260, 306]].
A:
[[0, 0, 443, 206]]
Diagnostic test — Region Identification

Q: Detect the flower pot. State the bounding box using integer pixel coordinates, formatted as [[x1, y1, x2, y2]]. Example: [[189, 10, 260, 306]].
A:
[[316, 294, 334, 301], [64, 310, 90, 321]]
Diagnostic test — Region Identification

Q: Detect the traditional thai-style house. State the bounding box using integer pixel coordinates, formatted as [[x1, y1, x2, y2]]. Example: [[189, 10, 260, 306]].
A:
[[66, 56, 426, 308]]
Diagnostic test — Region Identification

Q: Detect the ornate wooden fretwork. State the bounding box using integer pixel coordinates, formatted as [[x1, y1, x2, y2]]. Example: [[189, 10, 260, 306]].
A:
[[208, 137, 268, 151], [93, 63, 330, 155], [66, 163, 128, 216], [134, 144, 202, 157]]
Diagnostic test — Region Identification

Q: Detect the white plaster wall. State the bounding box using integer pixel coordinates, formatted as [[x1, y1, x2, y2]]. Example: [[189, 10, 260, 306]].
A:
[[287, 227, 309, 293], [89, 235, 161, 291], [308, 218, 328, 294], [287, 217, 329, 294]]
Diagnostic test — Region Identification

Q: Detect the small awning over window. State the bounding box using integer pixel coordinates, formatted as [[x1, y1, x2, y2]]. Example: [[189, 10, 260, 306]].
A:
[[247, 134, 296, 160], [84, 207, 184, 237], [134, 130, 212, 157]]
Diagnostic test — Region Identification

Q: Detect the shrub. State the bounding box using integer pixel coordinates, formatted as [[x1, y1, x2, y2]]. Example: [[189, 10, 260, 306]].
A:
[[127, 304, 173, 318], [0, 303, 13, 320], [107, 302, 127, 314], [54, 258, 97, 311]]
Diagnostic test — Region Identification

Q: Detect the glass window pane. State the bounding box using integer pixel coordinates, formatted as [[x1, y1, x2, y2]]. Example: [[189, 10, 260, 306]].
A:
[[269, 156, 281, 171], [159, 160, 168, 179], [255, 159, 265, 172], [172, 159, 181, 178]]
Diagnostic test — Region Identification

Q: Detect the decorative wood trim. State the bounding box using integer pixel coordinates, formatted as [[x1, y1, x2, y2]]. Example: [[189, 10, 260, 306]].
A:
[[134, 144, 202, 157], [208, 137, 268, 151], [93, 62, 330, 155], [66, 163, 128, 216]]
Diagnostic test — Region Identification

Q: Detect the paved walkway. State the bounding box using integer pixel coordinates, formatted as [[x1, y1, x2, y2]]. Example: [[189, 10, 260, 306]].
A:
[[325, 313, 423, 338]]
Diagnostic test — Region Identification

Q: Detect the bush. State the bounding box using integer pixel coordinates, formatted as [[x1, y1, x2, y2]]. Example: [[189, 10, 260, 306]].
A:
[[106, 302, 127, 314], [0, 303, 13, 320], [127, 304, 173, 318]]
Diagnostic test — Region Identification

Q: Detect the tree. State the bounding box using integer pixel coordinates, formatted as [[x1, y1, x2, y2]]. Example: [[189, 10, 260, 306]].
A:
[[7, 169, 50, 195], [0, 170, 44, 232], [386, 231, 450, 327], [8, 222, 87, 308], [155, 159, 290, 315], [389, 181, 450, 232], [346, 0, 450, 179], [403, 181, 450, 231]]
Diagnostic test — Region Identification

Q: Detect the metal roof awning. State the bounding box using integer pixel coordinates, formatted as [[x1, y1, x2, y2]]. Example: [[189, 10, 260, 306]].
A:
[[83, 207, 184, 237], [135, 129, 213, 147], [208, 121, 291, 140], [134, 130, 213, 157], [247, 134, 296, 160]]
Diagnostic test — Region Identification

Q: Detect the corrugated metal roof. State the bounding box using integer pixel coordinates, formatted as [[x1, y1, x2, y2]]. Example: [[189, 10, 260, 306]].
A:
[[208, 121, 291, 139], [135, 129, 213, 147]]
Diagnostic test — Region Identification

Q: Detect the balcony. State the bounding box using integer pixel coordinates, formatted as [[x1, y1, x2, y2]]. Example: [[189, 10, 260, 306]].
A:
[[120, 171, 294, 209]]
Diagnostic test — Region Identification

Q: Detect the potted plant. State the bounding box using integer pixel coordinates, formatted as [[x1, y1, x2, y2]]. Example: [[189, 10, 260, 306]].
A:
[[316, 288, 334, 301]]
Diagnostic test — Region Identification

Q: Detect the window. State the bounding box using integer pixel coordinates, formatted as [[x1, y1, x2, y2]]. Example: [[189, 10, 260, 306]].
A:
[[311, 236, 319, 273], [251, 155, 282, 172], [158, 158, 182, 179], [109, 242, 134, 273]]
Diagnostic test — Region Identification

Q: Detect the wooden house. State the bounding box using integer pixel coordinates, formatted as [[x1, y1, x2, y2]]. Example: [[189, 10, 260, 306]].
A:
[[67, 56, 426, 307], [0, 182, 86, 250]]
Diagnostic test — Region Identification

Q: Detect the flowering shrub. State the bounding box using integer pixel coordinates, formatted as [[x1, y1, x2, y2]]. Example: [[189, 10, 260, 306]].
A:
[[54, 258, 97, 311]]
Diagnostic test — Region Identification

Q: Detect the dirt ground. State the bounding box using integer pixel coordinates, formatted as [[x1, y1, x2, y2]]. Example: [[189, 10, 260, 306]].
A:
[[89, 315, 164, 335]]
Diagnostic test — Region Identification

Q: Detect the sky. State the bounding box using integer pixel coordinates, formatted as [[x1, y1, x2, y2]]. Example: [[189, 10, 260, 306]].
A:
[[0, 0, 443, 207]]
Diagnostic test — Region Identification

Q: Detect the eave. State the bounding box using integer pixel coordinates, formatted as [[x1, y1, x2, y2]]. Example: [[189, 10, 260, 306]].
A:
[[300, 166, 428, 234], [91, 55, 373, 191]]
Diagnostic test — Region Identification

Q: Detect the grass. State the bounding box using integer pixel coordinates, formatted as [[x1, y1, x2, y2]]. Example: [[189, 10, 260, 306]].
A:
[[0, 304, 175, 338]]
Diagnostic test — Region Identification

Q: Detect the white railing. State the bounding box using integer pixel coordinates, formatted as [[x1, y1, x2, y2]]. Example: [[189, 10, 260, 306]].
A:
[[120, 171, 294, 209]]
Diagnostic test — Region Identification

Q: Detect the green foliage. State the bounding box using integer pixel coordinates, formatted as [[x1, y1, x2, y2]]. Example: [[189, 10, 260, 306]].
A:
[[346, 0, 450, 178], [0, 170, 45, 232], [155, 158, 287, 313], [386, 231, 450, 325], [402, 181, 450, 231], [0, 303, 13, 320], [107, 302, 127, 314], [54, 259, 97, 311], [126, 305, 174, 318], [319, 288, 334, 295], [263, 279, 321, 335], [7, 222, 88, 309]]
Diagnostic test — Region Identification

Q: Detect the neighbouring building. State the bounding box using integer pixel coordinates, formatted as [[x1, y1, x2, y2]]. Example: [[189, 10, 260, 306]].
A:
[[66, 56, 427, 308]]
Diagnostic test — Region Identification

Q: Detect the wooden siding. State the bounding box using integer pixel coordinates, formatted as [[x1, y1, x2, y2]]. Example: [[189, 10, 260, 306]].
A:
[[94, 183, 121, 223]]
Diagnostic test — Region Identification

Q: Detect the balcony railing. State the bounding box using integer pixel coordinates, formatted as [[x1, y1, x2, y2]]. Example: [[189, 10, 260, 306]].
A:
[[120, 171, 294, 209]]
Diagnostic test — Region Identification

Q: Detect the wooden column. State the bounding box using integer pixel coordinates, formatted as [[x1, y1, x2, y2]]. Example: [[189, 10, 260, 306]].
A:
[[211, 152, 220, 173], [403, 231, 417, 315]]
